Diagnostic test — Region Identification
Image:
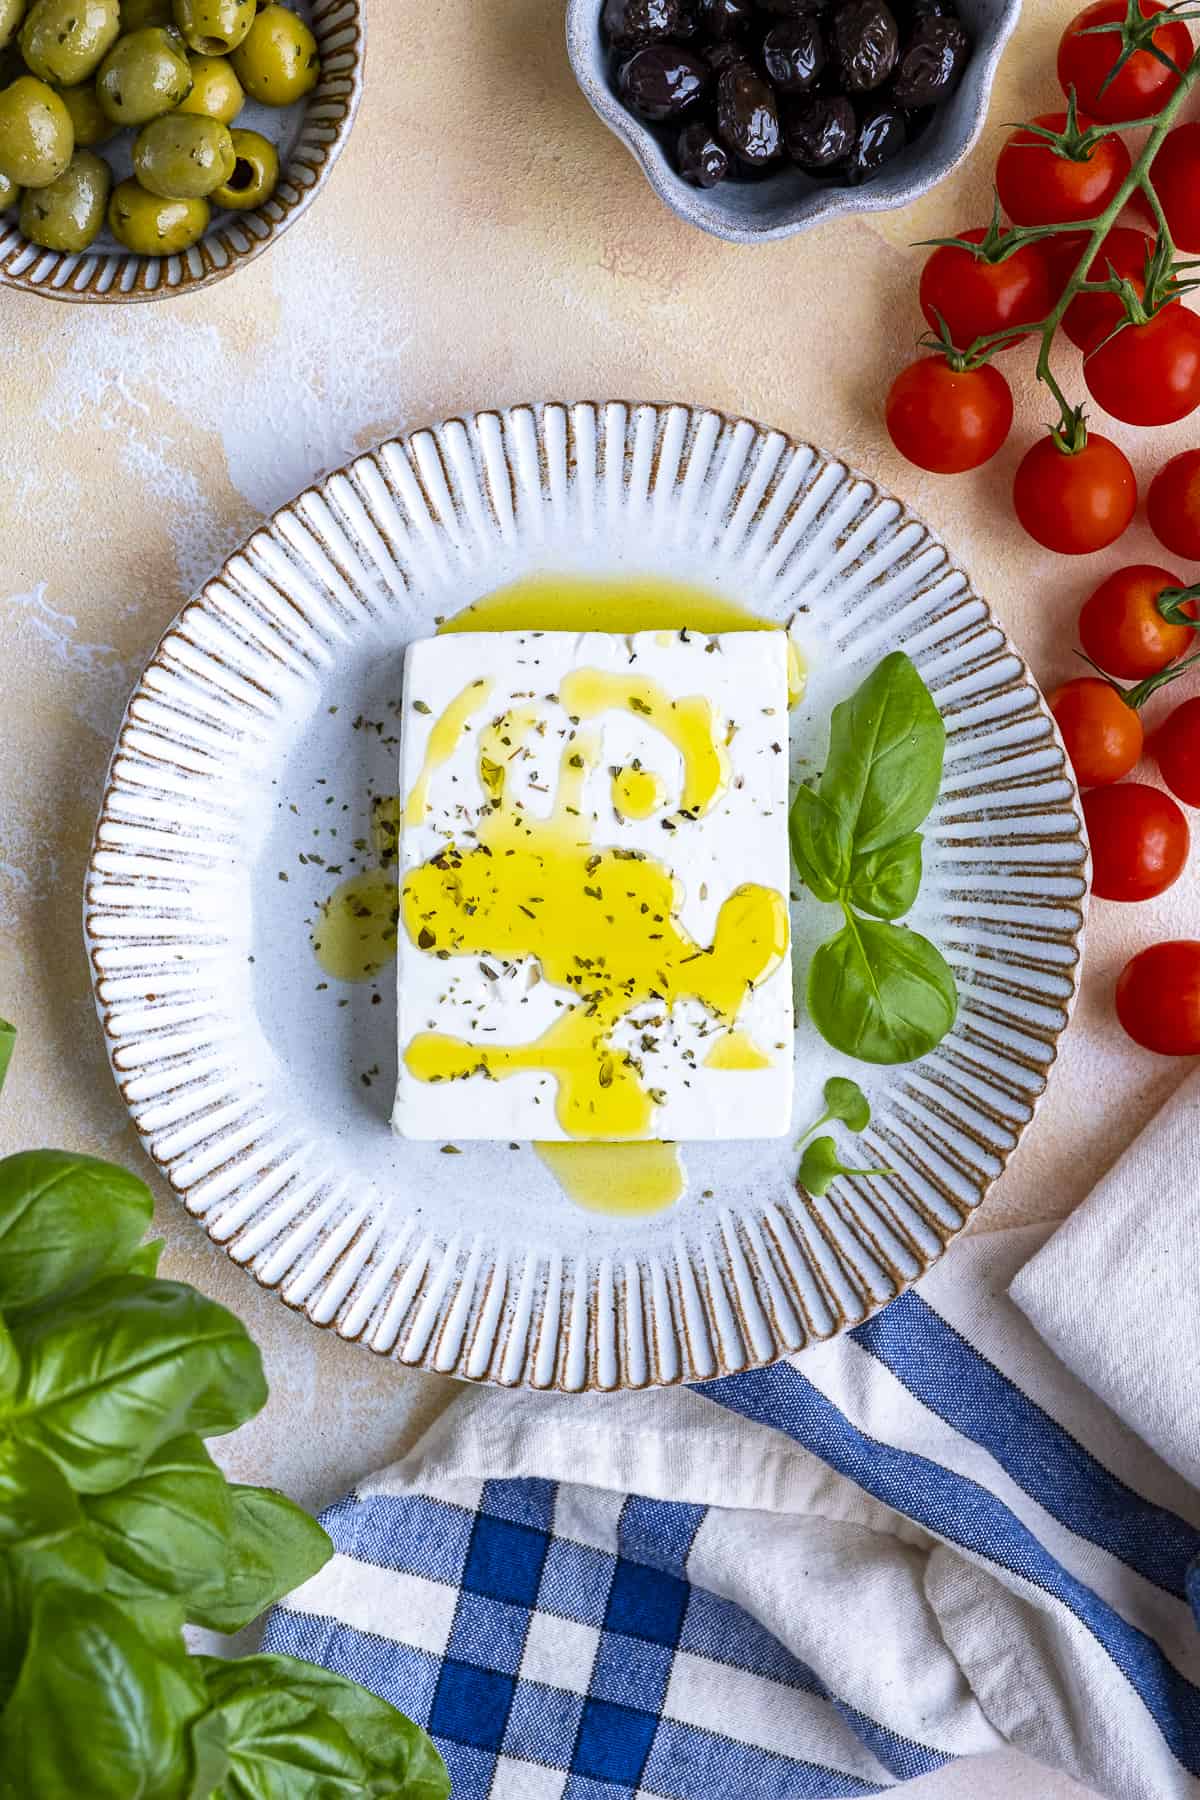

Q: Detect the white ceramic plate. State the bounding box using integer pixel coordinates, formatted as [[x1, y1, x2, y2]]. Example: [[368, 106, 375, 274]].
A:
[[85, 402, 1088, 1391]]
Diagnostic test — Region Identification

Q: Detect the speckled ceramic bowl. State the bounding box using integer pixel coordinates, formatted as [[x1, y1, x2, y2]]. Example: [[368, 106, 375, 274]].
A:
[[0, 0, 364, 303], [566, 0, 1022, 243], [84, 400, 1088, 1393]]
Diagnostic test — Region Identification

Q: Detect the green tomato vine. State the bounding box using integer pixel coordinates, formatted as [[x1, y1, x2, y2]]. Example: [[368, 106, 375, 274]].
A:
[[924, 3, 1200, 450]]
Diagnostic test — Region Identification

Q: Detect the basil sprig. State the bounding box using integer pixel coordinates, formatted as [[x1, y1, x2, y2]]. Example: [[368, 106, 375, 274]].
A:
[[792, 653, 958, 1065], [0, 1139, 448, 1800]]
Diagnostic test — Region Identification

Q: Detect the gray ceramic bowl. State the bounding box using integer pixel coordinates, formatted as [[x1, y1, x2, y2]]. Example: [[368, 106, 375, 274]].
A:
[[566, 0, 1022, 243]]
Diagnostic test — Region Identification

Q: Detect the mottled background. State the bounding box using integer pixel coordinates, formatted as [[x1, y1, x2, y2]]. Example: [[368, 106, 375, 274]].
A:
[[1, 2, 1194, 1793]]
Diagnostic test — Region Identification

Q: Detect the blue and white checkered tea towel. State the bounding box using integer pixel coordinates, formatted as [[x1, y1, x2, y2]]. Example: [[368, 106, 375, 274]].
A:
[[264, 1078, 1200, 1800]]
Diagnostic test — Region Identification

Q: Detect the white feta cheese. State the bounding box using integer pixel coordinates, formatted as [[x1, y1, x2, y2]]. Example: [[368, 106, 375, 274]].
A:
[[392, 628, 793, 1142]]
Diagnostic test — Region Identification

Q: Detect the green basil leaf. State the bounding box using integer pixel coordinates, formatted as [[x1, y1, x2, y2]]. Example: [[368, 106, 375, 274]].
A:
[[808, 916, 958, 1065], [186, 1487, 330, 1635], [847, 832, 923, 921], [187, 1710, 231, 1800], [0, 1585, 205, 1800], [821, 1076, 871, 1134], [819, 652, 946, 867], [83, 1435, 233, 1602], [788, 785, 846, 902], [0, 1020, 13, 1097], [191, 1687, 375, 1798], [0, 1151, 153, 1314], [0, 1314, 17, 1404], [10, 1275, 267, 1494], [127, 1239, 167, 1278], [0, 1533, 109, 1715], [0, 1440, 83, 1551], [200, 1657, 450, 1798]]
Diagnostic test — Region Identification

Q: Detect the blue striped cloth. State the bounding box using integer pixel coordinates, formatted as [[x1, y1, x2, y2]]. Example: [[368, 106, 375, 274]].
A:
[[264, 1224, 1200, 1799]]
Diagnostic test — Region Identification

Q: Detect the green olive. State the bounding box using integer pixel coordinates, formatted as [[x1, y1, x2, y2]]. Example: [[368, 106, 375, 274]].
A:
[[0, 76, 72, 186], [172, 0, 252, 55], [57, 78, 114, 145], [18, 144, 108, 246], [119, 0, 170, 23], [229, 4, 316, 106], [210, 121, 273, 207], [96, 24, 191, 124], [0, 166, 16, 206], [20, 0, 119, 85], [108, 175, 207, 250], [134, 109, 232, 196], [176, 49, 241, 120], [0, 0, 24, 53]]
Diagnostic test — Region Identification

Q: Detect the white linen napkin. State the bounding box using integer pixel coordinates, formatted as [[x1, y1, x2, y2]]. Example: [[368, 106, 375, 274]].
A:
[[1010, 1069, 1200, 1491]]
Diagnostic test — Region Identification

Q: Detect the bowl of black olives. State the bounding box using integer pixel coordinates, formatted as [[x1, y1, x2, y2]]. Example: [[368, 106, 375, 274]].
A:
[[567, 0, 1021, 242]]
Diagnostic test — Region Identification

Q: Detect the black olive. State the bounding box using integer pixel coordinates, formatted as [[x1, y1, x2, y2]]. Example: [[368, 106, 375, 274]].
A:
[[603, 0, 692, 48], [617, 43, 711, 118], [677, 120, 731, 184], [758, 0, 824, 14], [784, 93, 856, 168], [891, 14, 969, 106], [716, 62, 782, 162], [695, 0, 754, 40], [833, 0, 899, 92], [762, 16, 825, 94], [845, 103, 907, 181], [703, 37, 751, 71]]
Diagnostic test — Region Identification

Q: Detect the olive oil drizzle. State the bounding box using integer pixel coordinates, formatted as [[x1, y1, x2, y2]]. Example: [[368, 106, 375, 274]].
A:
[[401, 682, 788, 1139]]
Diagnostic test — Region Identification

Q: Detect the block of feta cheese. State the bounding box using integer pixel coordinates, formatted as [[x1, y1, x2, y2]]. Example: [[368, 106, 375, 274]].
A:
[[392, 628, 793, 1142]]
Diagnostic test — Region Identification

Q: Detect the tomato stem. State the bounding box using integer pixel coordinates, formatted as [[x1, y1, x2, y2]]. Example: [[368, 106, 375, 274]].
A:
[[1078, 643, 1200, 706], [1021, 36, 1200, 444], [1157, 583, 1200, 626]]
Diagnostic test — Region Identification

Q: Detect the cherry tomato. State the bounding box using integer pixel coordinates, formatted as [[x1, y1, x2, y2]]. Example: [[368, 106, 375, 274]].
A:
[[1083, 306, 1200, 427], [1078, 564, 1197, 678], [1057, 0, 1193, 124], [1050, 677, 1144, 784], [1148, 449, 1200, 560], [1083, 781, 1189, 899], [1062, 226, 1155, 352], [1116, 940, 1200, 1053], [885, 356, 1013, 474], [1152, 695, 1200, 806], [1146, 122, 1200, 253], [995, 112, 1132, 227], [919, 229, 1054, 354], [1012, 434, 1136, 554]]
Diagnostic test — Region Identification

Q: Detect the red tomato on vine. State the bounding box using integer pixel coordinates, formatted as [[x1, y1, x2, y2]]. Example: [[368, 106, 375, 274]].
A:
[[1057, 0, 1193, 124], [919, 229, 1053, 354], [885, 356, 1013, 473], [995, 111, 1131, 227], [1116, 941, 1200, 1054], [1083, 305, 1200, 427], [1146, 123, 1200, 252], [1083, 783, 1190, 901], [1148, 450, 1200, 560], [1079, 565, 1198, 679], [1050, 678, 1144, 785], [1012, 433, 1136, 554], [1153, 696, 1200, 807]]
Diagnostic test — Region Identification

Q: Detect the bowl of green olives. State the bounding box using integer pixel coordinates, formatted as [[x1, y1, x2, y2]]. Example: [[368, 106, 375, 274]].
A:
[[0, 0, 363, 300], [566, 0, 1021, 243]]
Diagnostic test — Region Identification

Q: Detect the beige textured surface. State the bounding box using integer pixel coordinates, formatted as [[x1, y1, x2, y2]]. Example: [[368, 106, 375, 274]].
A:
[[2, 2, 1197, 1791]]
